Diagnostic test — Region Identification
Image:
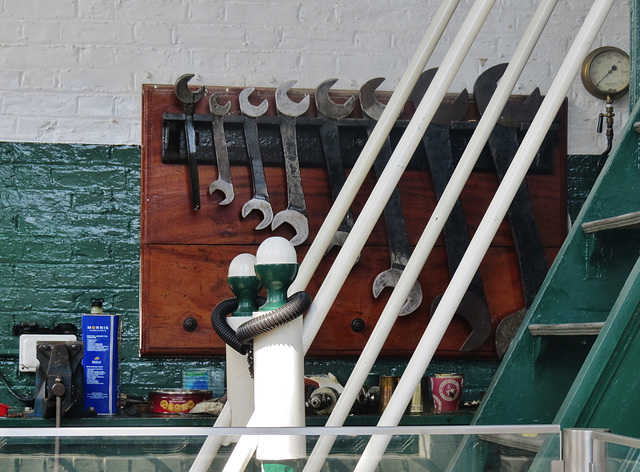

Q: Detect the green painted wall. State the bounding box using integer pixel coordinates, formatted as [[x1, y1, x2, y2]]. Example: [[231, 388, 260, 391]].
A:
[[0, 141, 597, 416], [0, 142, 226, 411]]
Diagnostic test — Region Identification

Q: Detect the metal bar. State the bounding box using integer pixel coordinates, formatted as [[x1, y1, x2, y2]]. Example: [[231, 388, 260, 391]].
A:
[[302, 2, 558, 471], [54, 396, 61, 472], [0, 424, 561, 438], [191, 3, 461, 472], [352, 1, 616, 471], [593, 430, 640, 450]]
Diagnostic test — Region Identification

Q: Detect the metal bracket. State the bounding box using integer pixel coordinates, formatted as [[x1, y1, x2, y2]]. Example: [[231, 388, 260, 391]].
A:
[[33, 341, 84, 419], [161, 110, 559, 174]]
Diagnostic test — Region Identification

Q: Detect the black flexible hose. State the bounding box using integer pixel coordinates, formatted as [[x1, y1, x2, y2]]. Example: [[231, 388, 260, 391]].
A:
[[211, 293, 311, 353], [235, 292, 311, 344], [211, 298, 245, 354], [211, 296, 267, 355]]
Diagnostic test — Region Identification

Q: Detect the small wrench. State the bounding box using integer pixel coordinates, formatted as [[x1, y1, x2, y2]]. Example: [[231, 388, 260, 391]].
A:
[[315, 78, 356, 253], [413, 68, 491, 351], [360, 77, 423, 316], [208, 92, 234, 205], [238, 87, 273, 230], [273, 80, 310, 246], [174, 74, 205, 211]]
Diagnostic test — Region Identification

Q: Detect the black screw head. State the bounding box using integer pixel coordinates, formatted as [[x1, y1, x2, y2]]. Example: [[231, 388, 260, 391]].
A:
[[183, 317, 198, 332], [351, 318, 365, 333]]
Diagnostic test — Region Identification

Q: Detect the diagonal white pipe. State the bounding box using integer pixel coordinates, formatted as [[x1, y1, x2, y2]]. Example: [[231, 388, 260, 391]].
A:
[[300, 0, 496, 356], [222, 3, 493, 472], [289, 0, 460, 295], [189, 2, 460, 471], [302, 1, 559, 470], [352, 1, 617, 471]]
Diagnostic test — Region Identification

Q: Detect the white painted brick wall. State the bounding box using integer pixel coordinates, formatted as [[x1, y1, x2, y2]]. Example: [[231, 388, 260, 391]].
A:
[[0, 0, 630, 153]]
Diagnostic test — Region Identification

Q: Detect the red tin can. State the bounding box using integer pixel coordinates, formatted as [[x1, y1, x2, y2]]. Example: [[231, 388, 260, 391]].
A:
[[148, 389, 212, 414]]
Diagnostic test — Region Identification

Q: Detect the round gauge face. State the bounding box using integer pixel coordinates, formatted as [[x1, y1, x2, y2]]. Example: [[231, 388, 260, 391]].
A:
[[581, 46, 630, 100]]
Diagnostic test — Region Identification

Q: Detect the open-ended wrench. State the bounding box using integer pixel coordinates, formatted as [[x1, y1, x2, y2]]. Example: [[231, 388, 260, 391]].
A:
[[315, 78, 356, 253], [413, 68, 491, 352], [208, 93, 234, 205], [273, 80, 310, 246], [238, 87, 273, 230], [473, 63, 548, 357], [360, 78, 423, 316], [174, 74, 206, 211]]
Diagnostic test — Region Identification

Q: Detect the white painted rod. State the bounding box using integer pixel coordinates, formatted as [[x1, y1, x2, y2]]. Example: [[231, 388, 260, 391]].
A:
[[195, 4, 461, 472], [301, 0, 496, 353], [302, 0, 558, 470], [288, 0, 460, 296], [188, 404, 231, 472], [353, 1, 616, 471]]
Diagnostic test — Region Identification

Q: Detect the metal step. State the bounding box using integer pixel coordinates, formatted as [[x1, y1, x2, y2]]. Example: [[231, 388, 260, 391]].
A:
[[528, 322, 604, 336]]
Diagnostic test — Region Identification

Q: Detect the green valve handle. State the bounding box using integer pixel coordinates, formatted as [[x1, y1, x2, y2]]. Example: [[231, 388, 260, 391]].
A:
[[255, 237, 299, 312], [254, 263, 298, 311], [227, 254, 262, 317]]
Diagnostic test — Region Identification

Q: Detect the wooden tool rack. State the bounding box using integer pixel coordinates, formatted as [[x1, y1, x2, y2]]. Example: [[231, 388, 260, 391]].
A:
[[141, 83, 567, 358]]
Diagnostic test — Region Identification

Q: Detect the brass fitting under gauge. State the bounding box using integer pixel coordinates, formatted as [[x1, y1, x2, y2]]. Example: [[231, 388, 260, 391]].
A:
[[581, 46, 630, 166]]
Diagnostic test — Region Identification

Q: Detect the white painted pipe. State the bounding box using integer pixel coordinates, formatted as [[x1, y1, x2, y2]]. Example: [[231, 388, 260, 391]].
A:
[[301, 0, 496, 367], [253, 316, 305, 462], [302, 0, 558, 470], [226, 318, 254, 427], [353, 1, 616, 471], [203, 4, 461, 472], [288, 0, 460, 296], [188, 405, 231, 472]]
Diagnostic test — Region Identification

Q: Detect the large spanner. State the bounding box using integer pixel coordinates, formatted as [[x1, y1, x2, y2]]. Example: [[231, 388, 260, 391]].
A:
[[208, 93, 234, 205], [174, 74, 206, 211], [315, 78, 356, 253], [360, 77, 423, 316], [238, 87, 273, 230], [473, 63, 548, 357], [413, 68, 491, 352], [273, 80, 310, 246]]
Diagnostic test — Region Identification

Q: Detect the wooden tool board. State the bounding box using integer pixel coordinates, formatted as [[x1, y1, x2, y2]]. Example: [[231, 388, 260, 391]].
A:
[[140, 83, 567, 358]]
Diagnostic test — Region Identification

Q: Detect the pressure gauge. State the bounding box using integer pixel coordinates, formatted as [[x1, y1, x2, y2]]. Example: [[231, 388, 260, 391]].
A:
[[581, 46, 630, 100]]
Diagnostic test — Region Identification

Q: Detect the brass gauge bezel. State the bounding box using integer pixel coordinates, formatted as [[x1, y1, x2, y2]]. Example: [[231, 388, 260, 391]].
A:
[[581, 46, 630, 100]]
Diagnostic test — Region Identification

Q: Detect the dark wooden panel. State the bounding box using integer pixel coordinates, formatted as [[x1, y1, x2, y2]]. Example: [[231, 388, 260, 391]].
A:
[[141, 244, 560, 357], [140, 84, 567, 358]]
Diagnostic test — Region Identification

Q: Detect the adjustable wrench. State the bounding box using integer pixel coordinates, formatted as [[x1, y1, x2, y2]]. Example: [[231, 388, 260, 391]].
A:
[[208, 92, 234, 205], [273, 80, 310, 246], [239, 87, 273, 230], [413, 68, 491, 351], [473, 63, 548, 357], [360, 78, 423, 316], [174, 74, 206, 211], [314, 78, 356, 253]]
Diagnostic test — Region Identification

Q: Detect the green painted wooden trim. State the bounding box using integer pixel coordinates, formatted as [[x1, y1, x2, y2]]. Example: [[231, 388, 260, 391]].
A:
[[631, 2, 639, 108]]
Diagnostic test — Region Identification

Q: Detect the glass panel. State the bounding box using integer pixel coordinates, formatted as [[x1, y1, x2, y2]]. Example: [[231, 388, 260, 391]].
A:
[[604, 443, 640, 472], [0, 425, 560, 472]]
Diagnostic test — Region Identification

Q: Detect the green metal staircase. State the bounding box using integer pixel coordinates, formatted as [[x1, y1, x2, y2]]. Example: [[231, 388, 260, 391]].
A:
[[448, 97, 640, 471]]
